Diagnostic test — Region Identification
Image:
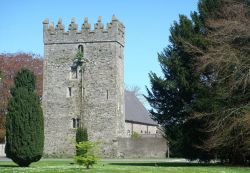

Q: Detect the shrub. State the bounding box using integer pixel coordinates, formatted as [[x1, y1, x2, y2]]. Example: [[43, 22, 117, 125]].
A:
[[131, 132, 140, 139], [5, 68, 44, 167], [75, 141, 98, 169], [75, 50, 83, 62]]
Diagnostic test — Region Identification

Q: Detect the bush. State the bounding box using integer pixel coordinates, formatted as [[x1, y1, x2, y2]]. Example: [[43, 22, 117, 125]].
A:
[[131, 132, 140, 139], [5, 69, 44, 167], [75, 141, 98, 169]]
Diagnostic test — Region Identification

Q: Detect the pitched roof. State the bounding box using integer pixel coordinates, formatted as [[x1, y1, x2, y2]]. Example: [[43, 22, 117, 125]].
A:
[[125, 90, 157, 126]]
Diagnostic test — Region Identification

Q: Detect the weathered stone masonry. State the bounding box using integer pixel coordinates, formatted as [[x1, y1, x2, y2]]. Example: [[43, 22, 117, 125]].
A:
[[42, 16, 125, 157]]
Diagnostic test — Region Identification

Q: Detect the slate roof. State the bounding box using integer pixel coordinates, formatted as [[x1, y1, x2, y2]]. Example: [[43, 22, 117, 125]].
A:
[[125, 90, 158, 126]]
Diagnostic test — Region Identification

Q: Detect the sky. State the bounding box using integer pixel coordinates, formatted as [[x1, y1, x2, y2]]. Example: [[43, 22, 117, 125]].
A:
[[0, 0, 199, 103]]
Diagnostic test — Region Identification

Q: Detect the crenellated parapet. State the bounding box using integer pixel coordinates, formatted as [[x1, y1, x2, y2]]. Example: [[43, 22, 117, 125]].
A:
[[43, 15, 125, 46]]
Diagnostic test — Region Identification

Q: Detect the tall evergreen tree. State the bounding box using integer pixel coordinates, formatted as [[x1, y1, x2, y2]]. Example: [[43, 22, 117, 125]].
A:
[[145, 13, 211, 159], [145, 0, 223, 161], [146, 0, 250, 164], [5, 68, 44, 167]]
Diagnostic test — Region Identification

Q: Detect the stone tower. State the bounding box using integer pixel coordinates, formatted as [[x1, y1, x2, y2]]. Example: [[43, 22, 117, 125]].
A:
[[42, 16, 125, 157]]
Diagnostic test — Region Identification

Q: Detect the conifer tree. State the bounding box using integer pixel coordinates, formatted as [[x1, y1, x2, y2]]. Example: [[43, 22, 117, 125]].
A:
[[145, 12, 211, 160], [5, 68, 44, 167], [76, 127, 88, 143], [76, 127, 88, 156], [146, 0, 250, 164]]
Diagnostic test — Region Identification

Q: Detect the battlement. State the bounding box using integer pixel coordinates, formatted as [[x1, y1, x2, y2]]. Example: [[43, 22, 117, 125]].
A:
[[43, 15, 125, 46]]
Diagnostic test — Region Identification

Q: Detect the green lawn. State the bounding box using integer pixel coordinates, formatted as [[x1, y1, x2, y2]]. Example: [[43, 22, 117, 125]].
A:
[[0, 159, 249, 173]]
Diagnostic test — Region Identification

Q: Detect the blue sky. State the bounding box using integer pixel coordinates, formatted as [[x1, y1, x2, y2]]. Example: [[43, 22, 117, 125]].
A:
[[0, 0, 198, 100]]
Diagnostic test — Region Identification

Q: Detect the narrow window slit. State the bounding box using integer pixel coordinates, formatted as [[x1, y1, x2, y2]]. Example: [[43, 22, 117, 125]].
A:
[[72, 118, 76, 128], [76, 118, 81, 128], [68, 87, 72, 97]]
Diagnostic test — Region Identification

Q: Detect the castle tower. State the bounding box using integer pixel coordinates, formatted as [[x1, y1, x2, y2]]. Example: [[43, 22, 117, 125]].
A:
[[42, 16, 125, 157]]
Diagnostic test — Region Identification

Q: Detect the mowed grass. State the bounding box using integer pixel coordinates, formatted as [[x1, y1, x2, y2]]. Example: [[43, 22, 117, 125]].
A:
[[0, 158, 250, 173]]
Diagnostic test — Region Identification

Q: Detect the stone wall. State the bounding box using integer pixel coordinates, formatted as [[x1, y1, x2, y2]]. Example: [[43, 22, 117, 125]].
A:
[[0, 144, 5, 157], [118, 137, 167, 158]]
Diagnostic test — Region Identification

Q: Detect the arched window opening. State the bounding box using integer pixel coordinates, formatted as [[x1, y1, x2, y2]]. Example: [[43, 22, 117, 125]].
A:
[[78, 45, 83, 53]]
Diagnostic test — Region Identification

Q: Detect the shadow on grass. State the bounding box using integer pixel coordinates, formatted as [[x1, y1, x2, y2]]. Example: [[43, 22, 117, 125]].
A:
[[109, 162, 219, 167], [0, 164, 18, 168]]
